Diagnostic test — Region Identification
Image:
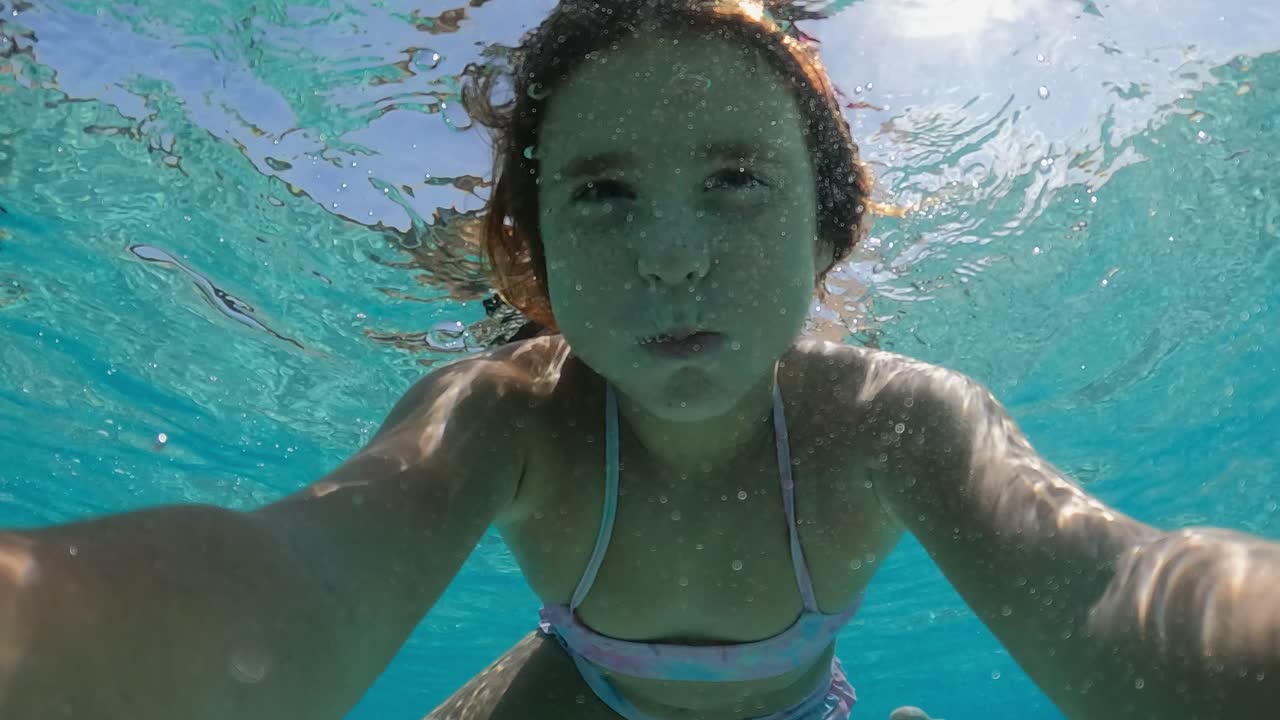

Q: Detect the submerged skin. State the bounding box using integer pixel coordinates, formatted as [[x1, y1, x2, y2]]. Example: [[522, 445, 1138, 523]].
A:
[[3, 20, 1279, 720]]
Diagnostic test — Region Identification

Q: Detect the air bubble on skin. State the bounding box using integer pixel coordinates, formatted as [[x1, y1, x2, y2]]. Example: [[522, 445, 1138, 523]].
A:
[[228, 648, 271, 684]]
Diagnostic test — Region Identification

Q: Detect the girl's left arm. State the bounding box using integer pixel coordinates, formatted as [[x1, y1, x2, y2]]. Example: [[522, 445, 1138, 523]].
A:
[[855, 350, 1280, 719]]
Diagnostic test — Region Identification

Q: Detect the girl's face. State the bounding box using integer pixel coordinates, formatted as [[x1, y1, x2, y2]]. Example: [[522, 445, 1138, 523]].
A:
[[538, 31, 826, 420]]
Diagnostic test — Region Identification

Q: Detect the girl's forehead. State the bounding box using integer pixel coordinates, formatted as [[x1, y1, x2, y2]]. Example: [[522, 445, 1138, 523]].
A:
[[540, 34, 805, 164]]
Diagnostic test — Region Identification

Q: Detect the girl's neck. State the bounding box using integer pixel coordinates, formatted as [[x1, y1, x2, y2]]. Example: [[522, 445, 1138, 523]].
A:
[[612, 367, 779, 473]]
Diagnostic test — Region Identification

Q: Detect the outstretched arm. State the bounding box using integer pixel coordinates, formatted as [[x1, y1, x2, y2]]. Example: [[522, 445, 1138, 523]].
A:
[[858, 350, 1280, 719], [0, 348, 532, 720]]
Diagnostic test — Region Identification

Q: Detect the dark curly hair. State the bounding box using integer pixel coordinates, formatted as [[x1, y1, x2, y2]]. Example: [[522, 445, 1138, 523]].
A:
[[465, 0, 873, 331]]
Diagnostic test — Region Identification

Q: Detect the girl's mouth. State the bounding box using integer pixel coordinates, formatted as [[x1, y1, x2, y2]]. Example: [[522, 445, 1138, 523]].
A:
[[639, 329, 725, 358]]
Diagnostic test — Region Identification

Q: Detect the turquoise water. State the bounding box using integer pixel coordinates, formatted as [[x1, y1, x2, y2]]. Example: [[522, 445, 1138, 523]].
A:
[[1, 1, 1277, 718]]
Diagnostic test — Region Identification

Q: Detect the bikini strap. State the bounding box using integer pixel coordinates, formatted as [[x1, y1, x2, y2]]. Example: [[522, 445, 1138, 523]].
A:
[[773, 377, 821, 613], [570, 383, 621, 610], [572, 379, 817, 614]]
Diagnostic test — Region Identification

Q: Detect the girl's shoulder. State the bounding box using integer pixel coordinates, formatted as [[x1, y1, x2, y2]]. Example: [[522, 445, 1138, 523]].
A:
[[788, 339, 960, 408]]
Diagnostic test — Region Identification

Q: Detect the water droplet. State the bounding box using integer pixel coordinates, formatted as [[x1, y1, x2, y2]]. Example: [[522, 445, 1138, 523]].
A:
[[731, 559, 743, 571], [736, 490, 748, 500], [1038, 86, 1051, 99]]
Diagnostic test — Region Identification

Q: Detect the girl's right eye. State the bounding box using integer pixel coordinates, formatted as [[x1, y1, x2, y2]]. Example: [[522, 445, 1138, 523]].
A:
[[572, 179, 632, 203]]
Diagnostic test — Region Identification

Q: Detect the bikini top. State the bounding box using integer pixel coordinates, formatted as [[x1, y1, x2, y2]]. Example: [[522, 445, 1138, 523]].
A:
[[538, 379, 864, 683]]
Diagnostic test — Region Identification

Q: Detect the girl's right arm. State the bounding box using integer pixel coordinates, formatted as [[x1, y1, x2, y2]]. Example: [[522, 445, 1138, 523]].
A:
[[0, 350, 533, 720]]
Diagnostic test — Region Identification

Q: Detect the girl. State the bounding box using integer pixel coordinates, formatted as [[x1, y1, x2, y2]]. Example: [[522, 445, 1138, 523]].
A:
[[2, 2, 1278, 719]]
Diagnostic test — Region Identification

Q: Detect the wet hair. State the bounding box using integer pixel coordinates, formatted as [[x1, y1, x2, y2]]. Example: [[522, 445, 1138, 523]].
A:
[[465, 0, 873, 331]]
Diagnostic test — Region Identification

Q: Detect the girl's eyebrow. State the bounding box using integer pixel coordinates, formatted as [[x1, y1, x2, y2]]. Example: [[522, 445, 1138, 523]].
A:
[[553, 140, 770, 181]]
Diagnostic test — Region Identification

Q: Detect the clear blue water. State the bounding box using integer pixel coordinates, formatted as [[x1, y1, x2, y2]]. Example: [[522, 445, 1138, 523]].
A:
[[1, 1, 1278, 718]]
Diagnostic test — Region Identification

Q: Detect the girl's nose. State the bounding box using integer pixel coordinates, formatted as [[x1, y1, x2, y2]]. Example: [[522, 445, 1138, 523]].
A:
[[637, 244, 711, 286], [635, 208, 712, 287]]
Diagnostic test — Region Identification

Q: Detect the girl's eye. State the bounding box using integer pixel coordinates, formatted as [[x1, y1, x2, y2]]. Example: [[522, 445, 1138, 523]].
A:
[[705, 168, 767, 191], [572, 179, 633, 203]]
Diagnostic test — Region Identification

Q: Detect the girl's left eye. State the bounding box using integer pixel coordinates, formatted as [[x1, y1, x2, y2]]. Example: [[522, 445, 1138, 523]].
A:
[[705, 168, 768, 191]]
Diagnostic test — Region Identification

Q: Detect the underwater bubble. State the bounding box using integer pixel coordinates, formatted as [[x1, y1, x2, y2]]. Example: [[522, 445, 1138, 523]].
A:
[[731, 560, 743, 571], [0, 277, 27, 309], [411, 49, 443, 72], [527, 82, 551, 100], [523, 145, 538, 160]]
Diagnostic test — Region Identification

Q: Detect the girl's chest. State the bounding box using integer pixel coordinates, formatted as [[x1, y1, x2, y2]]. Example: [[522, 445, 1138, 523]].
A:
[[500, 409, 895, 641]]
